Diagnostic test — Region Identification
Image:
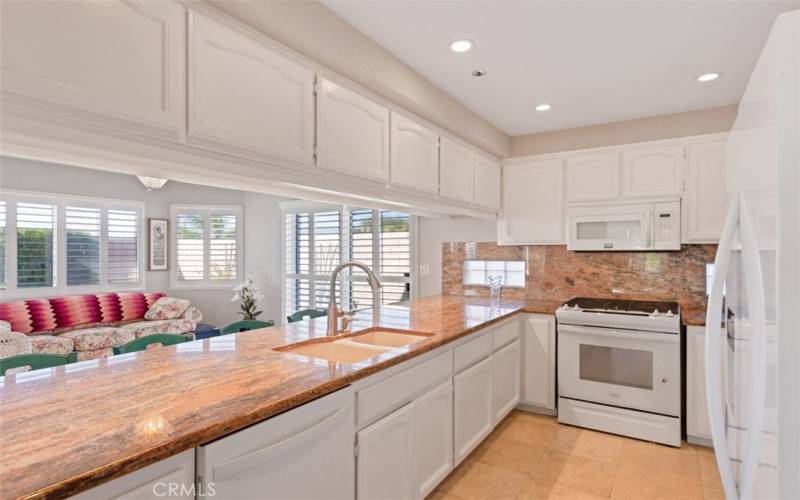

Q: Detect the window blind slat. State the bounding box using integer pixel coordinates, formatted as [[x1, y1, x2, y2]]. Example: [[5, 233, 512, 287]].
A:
[[108, 209, 139, 284], [210, 213, 237, 281], [16, 202, 56, 288], [176, 214, 204, 281], [66, 206, 101, 286]]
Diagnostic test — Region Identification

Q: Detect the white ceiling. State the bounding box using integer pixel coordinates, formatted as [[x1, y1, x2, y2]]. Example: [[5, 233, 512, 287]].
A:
[[322, 1, 799, 136]]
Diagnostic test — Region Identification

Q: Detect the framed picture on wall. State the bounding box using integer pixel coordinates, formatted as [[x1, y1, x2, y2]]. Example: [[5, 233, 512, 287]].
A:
[[148, 218, 168, 271]]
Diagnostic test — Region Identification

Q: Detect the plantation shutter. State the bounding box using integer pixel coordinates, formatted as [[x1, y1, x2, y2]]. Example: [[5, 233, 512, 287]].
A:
[[0, 201, 6, 289], [209, 213, 237, 281], [16, 202, 56, 288], [175, 213, 205, 281], [107, 209, 139, 284], [65, 206, 101, 286], [379, 211, 411, 304], [284, 212, 311, 315]]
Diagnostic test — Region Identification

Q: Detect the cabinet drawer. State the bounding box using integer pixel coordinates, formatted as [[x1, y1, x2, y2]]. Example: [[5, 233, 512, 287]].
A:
[[492, 320, 520, 350], [357, 350, 452, 426], [454, 332, 493, 373]]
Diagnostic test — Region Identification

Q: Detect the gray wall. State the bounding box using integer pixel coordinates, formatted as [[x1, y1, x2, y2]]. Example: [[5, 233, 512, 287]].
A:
[[0, 156, 289, 326]]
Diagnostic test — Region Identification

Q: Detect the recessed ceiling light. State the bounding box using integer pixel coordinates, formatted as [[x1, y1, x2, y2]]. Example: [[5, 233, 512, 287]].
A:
[[696, 72, 720, 82], [472, 69, 487, 77], [450, 39, 474, 53], [534, 103, 552, 111]]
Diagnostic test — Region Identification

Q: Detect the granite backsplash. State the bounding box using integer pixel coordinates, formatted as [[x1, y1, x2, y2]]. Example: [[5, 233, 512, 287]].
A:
[[442, 243, 717, 311]]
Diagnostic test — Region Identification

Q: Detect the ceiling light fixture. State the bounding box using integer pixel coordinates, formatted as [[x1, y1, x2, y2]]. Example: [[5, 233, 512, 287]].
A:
[[472, 69, 487, 77], [696, 72, 720, 82], [450, 39, 474, 53], [535, 103, 552, 111], [136, 175, 168, 191]]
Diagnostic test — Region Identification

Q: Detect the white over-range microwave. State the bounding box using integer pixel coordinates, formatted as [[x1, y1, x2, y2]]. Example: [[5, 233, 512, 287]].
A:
[[567, 200, 681, 251]]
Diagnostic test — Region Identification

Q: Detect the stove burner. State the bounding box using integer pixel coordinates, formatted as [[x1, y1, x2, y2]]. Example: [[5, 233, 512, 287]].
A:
[[563, 297, 679, 316]]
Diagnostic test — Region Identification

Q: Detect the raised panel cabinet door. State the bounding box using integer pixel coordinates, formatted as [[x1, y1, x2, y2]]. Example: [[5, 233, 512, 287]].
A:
[[439, 137, 475, 204], [522, 315, 555, 410], [683, 140, 727, 243], [317, 77, 390, 182], [414, 379, 454, 499], [493, 339, 522, 423], [390, 111, 439, 193], [197, 388, 354, 499], [453, 356, 494, 464], [474, 154, 502, 211], [0, 0, 185, 136], [73, 449, 195, 500], [565, 152, 620, 202], [687, 326, 712, 440], [499, 159, 564, 245], [188, 11, 314, 165], [621, 145, 685, 198], [357, 402, 415, 500]]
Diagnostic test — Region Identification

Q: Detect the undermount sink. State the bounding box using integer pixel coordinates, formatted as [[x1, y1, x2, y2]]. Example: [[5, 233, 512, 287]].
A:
[[275, 328, 433, 364]]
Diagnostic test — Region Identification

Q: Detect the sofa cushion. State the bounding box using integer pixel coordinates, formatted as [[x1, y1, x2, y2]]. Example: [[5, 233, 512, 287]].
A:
[[119, 319, 196, 339], [145, 297, 190, 321], [60, 327, 134, 351], [30, 335, 74, 355], [181, 306, 203, 323], [76, 348, 114, 361], [0, 331, 33, 358]]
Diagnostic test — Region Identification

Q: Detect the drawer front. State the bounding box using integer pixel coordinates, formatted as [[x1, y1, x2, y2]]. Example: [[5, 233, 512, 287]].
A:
[[357, 350, 452, 426], [492, 320, 520, 350], [454, 332, 493, 373]]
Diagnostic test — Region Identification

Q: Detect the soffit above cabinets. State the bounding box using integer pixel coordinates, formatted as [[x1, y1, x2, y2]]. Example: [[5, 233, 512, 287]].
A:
[[322, 1, 798, 135]]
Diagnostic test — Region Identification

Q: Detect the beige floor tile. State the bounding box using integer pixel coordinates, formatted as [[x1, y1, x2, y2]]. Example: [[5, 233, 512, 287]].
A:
[[551, 428, 625, 465], [701, 483, 726, 500], [531, 449, 617, 497], [698, 455, 723, 491], [447, 461, 530, 500], [476, 437, 548, 476], [516, 476, 608, 500], [513, 411, 560, 427], [495, 418, 560, 449], [618, 439, 701, 481], [611, 469, 704, 500]]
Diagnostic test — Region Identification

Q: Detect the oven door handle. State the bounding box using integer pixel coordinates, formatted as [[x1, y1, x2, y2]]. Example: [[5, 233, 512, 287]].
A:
[[558, 324, 679, 344], [705, 193, 739, 500]]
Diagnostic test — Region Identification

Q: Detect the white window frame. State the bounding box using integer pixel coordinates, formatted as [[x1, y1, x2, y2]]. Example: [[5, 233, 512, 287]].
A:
[[0, 189, 145, 299], [170, 204, 243, 289], [280, 201, 417, 319]]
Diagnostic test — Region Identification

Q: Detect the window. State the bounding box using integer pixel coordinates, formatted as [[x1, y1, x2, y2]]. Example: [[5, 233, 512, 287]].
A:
[[463, 260, 526, 288], [171, 205, 242, 288], [283, 205, 413, 318], [0, 191, 144, 297]]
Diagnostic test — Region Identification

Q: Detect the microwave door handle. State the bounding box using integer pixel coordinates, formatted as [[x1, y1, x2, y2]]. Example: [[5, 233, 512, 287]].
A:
[[642, 210, 653, 249], [705, 194, 739, 500]]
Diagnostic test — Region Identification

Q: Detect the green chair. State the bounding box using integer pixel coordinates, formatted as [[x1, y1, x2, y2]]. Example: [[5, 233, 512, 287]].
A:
[[0, 353, 71, 375], [219, 319, 273, 335], [113, 334, 189, 355], [286, 308, 328, 324]]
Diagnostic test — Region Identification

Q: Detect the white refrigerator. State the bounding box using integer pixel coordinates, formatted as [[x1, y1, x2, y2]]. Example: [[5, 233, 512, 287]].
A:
[[705, 9, 799, 500]]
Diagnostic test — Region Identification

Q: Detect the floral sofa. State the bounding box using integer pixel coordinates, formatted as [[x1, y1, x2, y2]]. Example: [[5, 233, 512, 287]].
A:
[[0, 292, 202, 361]]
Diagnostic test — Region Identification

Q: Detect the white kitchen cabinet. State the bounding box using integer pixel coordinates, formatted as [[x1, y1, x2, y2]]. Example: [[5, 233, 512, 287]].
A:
[[683, 140, 727, 243], [197, 388, 354, 499], [473, 154, 501, 211], [187, 11, 314, 164], [453, 356, 494, 464], [521, 314, 556, 410], [499, 159, 564, 245], [390, 112, 439, 194], [687, 325, 712, 442], [0, 0, 185, 137], [73, 449, 195, 500], [565, 152, 620, 202], [493, 339, 522, 423], [621, 145, 684, 199], [357, 402, 415, 500], [317, 77, 390, 182], [439, 137, 475, 204], [413, 379, 453, 499]]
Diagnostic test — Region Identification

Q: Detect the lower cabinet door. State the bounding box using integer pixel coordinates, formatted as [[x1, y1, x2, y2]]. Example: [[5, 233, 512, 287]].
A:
[[197, 388, 354, 499], [453, 356, 494, 464], [493, 339, 522, 423], [522, 315, 556, 410], [357, 402, 415, 500], [414, 379, 453, 499], [687, 326, 712, 440]]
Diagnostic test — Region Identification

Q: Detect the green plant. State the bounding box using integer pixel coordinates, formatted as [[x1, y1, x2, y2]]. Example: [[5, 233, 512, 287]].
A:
[[231, 274, 264, 320]]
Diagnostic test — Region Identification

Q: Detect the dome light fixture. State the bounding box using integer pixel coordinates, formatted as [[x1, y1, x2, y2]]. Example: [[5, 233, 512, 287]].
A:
[[535, 103, 552, 112], [696, 72, 721, 82], [136, 175, 168, 191], [450, 39, 474, 53]]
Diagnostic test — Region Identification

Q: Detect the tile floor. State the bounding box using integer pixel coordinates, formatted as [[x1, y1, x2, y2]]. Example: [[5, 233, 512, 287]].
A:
[[429, 410, 723, 500]]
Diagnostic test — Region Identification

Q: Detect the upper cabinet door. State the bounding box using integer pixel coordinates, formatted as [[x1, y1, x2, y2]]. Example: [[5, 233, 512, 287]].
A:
[[621, 145, 685, 198], [317, 78, 390, 182], [683, 140, 727, 243], [440, 137, 475, 204], [473, 154, 501, 211], [0, 0, 185, 137], [565, 152, 620, 202], [499, 159, 564, 245], [390, 112, 439, 193], [188, 11, 314, 165]]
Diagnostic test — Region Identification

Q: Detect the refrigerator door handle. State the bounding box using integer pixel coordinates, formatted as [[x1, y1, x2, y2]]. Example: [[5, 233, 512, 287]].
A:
[[706, 194, 740, 500], [737, 195, 769, 500]]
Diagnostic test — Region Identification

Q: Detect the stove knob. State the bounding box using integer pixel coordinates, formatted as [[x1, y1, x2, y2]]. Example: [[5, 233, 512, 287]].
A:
[[650, 309, 661, 317], [665, 310, 675, 317]]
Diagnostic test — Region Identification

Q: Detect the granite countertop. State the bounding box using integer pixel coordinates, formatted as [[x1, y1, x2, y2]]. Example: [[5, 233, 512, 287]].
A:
[[0, 295, 537, 500]]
